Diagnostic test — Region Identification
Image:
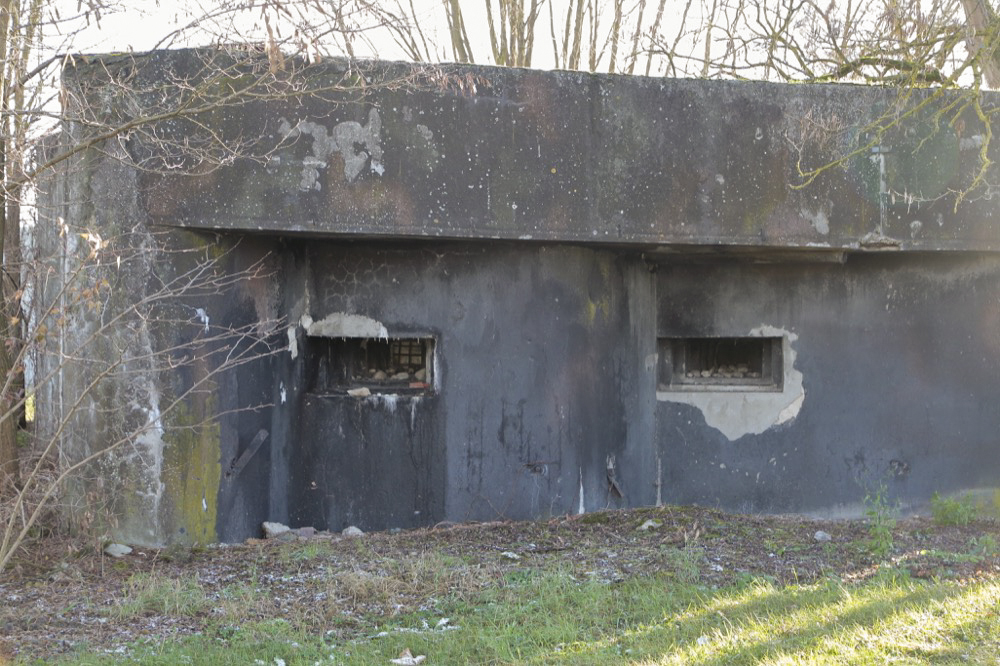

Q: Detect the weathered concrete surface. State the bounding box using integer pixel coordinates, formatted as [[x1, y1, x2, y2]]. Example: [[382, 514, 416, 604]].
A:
[[33, 131, 279, 546], [65, 49, 1000, 252], [655, 253, 1000, 515], [261, 243, 1000, 527], [35, 49, 1000, 545], [267, 243, 656, 531]]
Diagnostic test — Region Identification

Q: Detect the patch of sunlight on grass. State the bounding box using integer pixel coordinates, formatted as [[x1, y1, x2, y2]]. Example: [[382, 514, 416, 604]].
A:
[[633, 578, 1000, 666], [816, 579, 1000, 664]]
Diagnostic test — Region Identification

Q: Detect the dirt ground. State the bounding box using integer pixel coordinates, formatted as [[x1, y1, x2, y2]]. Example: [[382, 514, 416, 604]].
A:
[[1, 505, 998, 662]]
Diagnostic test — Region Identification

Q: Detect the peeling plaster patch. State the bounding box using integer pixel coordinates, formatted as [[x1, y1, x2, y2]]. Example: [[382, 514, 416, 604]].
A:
[[120, 279, 170, 543], [279, 109, 384, 188], [416, 124, 434, 142], [371, 393, 399, 413], [410, 397, 420, 432], [194, 308, 210, 333], [657, 326, 805, 441], [432, 347, 442, 394], [286, 326, 298, 359], [802, 207, 830, 235], [960, 134, 985, 151], [775, 392, 804, 425], [306, 312, 388, 339], [132, 380, 166, 542]]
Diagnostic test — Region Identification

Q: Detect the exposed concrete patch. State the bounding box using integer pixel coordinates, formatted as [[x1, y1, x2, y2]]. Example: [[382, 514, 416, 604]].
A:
[[960, 134, 986, 151], [131, 378, 166, 543], [657, 325, 805, 441], [802, 207, 830, 235], [415, 124, 434, 142], [194, 307, 210, 333], [306, 312, 388, 338], [279, 109, 384, 188], [775, 392, 804, 425]]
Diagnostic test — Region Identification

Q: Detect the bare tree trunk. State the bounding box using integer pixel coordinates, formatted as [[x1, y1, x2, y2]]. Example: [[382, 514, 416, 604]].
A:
[[523, 0, 540, 66], [626, 0, 648, 74], [0, 0, 35, 497], [961, 0, 1000, 87], [588, 0, 599, 71], [645, 0, 669, 75], [702, 0, 719, 77], [568, 0, 586, 69], [0, 344, 18, 497], [607, 0, 624, 73], [486, 0, 540, 68], [549, 0, 562, 67], [444, 0, 473, 63], [485, 0, 507, 65], [0, 132, 17, 497]]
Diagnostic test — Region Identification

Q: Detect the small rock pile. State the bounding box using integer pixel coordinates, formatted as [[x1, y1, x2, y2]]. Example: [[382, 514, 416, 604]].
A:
[[363, 367, 428, 383], [260, 521, 363, 541], [685, 364, 761, 380]]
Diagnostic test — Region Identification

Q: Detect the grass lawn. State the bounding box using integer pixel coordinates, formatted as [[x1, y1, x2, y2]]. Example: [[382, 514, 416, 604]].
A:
[[50, 570, 1000, 665], [5, 505, 998, 665]]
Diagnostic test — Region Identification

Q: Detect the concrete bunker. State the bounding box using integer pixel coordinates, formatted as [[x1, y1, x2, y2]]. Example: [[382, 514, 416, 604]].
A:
[[34, 49, 1000, 545]]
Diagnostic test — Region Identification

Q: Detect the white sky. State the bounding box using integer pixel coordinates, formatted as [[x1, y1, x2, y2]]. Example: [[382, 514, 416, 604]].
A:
[[55, 0, 676, 72], [39, 1, 982, 89]]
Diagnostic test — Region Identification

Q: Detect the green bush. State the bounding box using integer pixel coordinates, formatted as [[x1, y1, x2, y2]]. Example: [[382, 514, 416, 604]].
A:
[[864, 483, 896, 559], [661, 545, 704, 584], [969, 534, 998, 557], [930, 492, 977, 527]]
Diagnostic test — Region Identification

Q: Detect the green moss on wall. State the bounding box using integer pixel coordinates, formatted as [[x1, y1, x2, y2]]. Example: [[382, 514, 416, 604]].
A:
[[162, 394, 221, 544], [583, 260, 613, 327]]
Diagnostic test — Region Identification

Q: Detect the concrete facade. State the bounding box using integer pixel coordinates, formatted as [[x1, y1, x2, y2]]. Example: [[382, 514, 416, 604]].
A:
[[36, 49, 1000, 545]]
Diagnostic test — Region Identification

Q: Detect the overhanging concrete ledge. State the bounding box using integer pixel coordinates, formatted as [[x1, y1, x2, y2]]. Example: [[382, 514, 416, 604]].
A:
[[65, 50, 1000, 252]]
